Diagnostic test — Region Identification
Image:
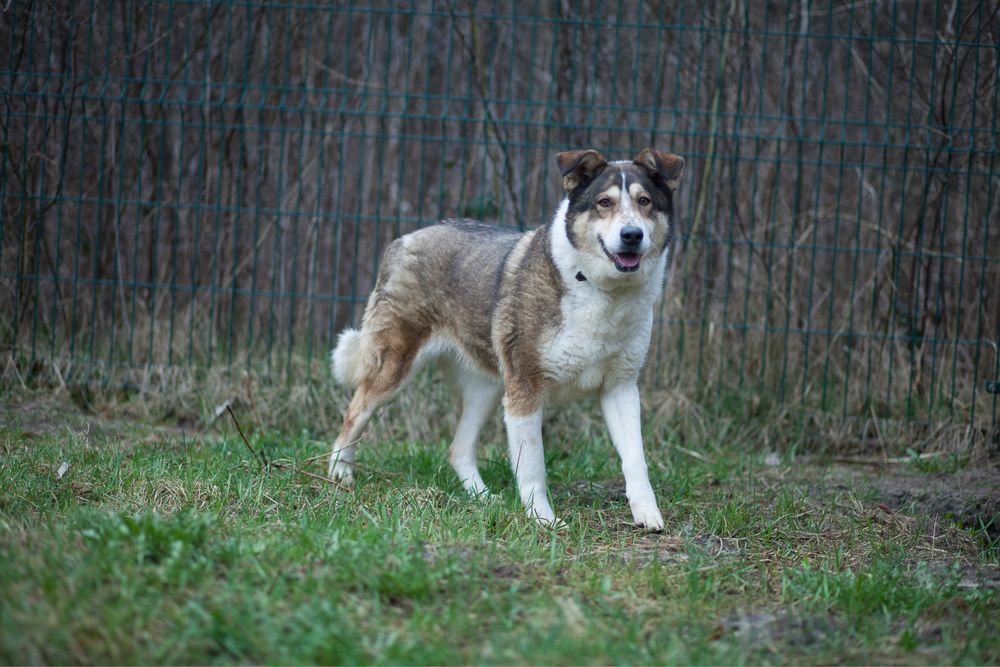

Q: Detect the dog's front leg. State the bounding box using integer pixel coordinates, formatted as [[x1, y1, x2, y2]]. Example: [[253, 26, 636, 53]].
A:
[[503, 407, 561, 527], [601, 383, 664, 531]]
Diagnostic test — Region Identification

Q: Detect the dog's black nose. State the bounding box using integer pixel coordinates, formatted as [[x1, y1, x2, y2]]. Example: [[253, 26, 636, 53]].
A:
[[620, 226, 643, 246]]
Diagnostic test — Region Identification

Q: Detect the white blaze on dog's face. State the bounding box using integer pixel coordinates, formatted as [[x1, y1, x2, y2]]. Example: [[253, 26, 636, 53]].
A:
[[555, 148, 685, 285]]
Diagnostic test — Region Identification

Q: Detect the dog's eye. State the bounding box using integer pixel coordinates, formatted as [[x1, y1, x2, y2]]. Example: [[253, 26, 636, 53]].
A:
[[637, 196, 651, 207], [597, 197, 613, 208]]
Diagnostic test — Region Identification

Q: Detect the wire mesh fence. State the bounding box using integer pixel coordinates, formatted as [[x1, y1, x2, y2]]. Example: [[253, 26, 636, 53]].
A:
[[2, 1, 998, 438]]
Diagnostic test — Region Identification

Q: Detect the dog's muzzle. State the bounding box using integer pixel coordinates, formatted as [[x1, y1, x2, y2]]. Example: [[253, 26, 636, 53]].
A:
[[599, 229, 644, 273]]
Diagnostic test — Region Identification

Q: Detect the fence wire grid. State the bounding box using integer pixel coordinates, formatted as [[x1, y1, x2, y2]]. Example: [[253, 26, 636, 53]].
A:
[[2, 1, 999, 437]]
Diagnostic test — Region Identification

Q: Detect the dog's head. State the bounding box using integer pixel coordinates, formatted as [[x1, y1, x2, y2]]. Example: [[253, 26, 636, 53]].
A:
[[554, 148, 685, 286]]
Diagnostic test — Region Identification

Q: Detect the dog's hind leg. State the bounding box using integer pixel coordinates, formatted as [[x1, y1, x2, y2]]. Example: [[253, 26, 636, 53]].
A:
[[328, 322, 429, 484], [448, 367, 502, 496], [328, 387, 378, 484]]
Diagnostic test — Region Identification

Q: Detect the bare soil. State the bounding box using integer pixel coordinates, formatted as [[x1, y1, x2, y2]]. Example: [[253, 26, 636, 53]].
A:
[[864, 468, 1000, 542]]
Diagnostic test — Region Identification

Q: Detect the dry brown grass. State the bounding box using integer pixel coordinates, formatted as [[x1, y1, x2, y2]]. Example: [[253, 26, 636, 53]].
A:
[[3, 342, 995, 465]]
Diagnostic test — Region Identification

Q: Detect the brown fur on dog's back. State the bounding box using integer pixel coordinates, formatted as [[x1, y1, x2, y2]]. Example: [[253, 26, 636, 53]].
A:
[[352, 220, 529, 377]]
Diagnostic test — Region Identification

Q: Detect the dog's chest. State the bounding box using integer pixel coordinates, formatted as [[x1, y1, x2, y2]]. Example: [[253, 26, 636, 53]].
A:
[[541, 285, 654, 393]]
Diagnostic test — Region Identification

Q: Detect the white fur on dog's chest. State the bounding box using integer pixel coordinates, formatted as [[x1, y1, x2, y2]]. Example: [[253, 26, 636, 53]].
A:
[[541, 282, 656, 395], [539, 196, 668, 399]]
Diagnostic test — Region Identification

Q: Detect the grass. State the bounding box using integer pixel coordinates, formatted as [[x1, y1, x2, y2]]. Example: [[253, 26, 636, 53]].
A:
[[1, 390, 998, 665]]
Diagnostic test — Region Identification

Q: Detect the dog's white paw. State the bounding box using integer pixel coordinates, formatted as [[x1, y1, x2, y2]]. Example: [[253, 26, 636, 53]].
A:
[[328, 460, 354, 487], [631, 502, 664, 531]]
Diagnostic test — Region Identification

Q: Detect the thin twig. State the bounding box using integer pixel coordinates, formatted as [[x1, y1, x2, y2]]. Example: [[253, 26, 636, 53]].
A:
[[268, 459, 348, 488], [831, 451, 948, 465], [226, 404, 267, 467], [301, 441, 404, 477], [673, 444, 710, 462], [298, 451, 331, 465], [226, 407, 347, 488]]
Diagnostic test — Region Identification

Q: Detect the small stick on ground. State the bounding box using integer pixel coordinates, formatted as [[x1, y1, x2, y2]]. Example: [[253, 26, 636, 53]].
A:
[[268, 457, 349, 487], [301, 442, 403, 478], [226, 406, 347, 488], [832, 451, 948, 465], [226, 404, 268, 468]]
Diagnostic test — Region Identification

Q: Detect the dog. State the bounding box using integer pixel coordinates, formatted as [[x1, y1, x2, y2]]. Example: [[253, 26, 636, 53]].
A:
[[328, 148, 685, 529]]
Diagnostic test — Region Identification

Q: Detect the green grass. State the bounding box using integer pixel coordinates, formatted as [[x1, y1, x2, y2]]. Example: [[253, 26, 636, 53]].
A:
[[1, 401, 997, 665], [903, 448, 970, 475]]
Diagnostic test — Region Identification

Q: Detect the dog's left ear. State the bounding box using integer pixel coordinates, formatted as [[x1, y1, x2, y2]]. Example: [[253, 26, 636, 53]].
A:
[[556, 149, 609, 193], [634, 148, 685, 192]]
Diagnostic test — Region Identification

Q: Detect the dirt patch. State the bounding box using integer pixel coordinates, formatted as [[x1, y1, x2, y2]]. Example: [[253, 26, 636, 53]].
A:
[[771, 457, 1000, 546], [862, 467, 1000, 541], [564, 479, 628, 507], [1, 391, 197, 442], [2, 393, 93, 434], [718, 609, 847, 650]]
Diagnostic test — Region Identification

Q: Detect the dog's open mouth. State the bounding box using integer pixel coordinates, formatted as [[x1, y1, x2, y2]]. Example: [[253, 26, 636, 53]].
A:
[[598, 236, 642, 273]]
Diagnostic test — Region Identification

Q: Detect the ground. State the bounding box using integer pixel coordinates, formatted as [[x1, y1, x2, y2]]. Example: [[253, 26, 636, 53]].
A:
[[1, 391, 998, 664]]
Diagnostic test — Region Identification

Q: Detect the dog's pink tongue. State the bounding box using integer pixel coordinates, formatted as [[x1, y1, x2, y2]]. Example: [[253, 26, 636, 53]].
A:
[[616, 253, 641, 268]]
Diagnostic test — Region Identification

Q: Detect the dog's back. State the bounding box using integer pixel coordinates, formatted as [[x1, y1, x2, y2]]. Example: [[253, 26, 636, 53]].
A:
[[330, 220, 524, 387]]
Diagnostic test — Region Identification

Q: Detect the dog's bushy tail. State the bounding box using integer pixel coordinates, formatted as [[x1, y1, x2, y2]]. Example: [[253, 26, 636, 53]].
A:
[[331, 328, 363, 387]]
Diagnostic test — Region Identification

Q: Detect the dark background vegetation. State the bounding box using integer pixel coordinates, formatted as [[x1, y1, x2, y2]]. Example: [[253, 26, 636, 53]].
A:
[[2, 1, 998, 439]]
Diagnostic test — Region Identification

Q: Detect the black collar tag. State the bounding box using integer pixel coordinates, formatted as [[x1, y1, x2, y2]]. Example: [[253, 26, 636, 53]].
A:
[[575, 271, 587, 282]]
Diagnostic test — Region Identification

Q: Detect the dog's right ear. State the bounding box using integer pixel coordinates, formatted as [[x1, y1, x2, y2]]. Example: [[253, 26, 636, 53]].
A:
[[555, 149, 608, 193]]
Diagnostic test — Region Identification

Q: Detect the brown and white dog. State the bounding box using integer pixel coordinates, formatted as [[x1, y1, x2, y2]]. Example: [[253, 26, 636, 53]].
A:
[[328, 148, 685, 529]]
